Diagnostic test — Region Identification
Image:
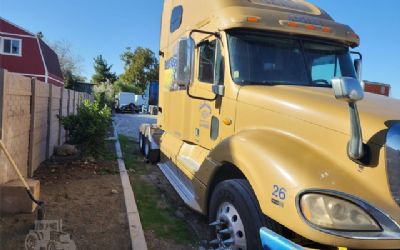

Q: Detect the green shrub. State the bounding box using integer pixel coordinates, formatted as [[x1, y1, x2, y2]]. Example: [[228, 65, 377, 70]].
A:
[[93, 83, 115, 108], [59, 100, 112, 157]]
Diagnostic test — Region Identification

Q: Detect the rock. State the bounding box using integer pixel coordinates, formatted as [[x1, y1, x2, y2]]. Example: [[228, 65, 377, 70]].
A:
[[175, 210, 184, 219], [54, 144, 78, 156], [85, 156, 96, 163], [111, 189, 118, 194]]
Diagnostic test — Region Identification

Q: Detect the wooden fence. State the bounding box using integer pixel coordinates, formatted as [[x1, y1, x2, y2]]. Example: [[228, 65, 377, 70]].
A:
[[0, 69, 93, 184]]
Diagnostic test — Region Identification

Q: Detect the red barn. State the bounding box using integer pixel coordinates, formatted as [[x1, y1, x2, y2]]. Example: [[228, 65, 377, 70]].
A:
[[0, 17, 64, 86]]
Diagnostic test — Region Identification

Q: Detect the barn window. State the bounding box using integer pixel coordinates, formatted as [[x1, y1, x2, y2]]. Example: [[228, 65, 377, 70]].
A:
[[1, 37, 22, 56], [170, 6, 183, 33]]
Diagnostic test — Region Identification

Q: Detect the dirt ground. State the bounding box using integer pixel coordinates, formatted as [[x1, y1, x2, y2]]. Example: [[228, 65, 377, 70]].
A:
[[0, 143, 131, 250], [0, 123, 210, 250]]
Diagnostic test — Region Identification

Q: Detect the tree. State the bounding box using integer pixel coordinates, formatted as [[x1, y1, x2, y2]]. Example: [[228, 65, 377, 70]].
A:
[[36, 32, 44, 39], [91, 55, 117, 85], [50, 40, 84, 80], [64, 70, 86, 90], [120, 47, 159, 94]]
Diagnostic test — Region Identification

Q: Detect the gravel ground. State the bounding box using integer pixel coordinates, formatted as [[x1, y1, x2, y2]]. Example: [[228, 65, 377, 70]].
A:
[[113, 113, 156, 140]]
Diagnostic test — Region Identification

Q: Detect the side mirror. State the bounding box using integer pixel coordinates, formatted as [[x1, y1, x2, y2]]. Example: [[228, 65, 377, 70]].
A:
[[332, 77, 364, 103], [176, 37, 195, 86], [331, 77, 366, 162], [354, 59, 362, 81]]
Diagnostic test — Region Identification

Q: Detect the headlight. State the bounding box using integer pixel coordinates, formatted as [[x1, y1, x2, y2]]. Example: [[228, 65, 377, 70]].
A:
[[300, 193, 381, 231]]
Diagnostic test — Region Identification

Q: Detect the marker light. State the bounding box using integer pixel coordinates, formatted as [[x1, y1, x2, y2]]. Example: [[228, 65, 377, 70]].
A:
[[305, 24, 316, 30], [322, 27, 332, 33], [300, 194, 381, 231], [247, 16, 260, 23], [287, 21, 298, 28]]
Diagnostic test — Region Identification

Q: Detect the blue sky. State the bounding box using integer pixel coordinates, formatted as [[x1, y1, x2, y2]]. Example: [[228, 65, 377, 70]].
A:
[[1, 0, 399, 98]]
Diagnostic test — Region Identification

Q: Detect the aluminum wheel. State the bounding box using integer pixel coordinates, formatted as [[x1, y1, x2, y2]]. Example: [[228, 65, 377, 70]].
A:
[[213, 201, 247, 250]]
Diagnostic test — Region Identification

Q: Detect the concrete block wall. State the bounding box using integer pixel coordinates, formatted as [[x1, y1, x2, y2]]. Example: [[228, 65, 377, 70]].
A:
[[28, 80, 49, 176], [68, 89, 74, 115], [74, 91, 79, 114], [59, 88, 69, 145], [47, 85, 62, 158], [0, 69, 93, 185], [0, 70, 32, 184]]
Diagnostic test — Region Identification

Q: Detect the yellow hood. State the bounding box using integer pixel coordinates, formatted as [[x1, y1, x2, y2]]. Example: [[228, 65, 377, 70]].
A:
[[237, 85, 400, 144]]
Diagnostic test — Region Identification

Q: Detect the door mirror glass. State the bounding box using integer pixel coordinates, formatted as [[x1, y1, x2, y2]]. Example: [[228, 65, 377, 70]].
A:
[[176, 38, 195, 86], [331, 77, 364, 102], [354, 59, 362, 81], [213, 40, 224, 86]]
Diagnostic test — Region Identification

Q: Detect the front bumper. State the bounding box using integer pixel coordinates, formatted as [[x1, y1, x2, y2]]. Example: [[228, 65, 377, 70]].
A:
[[260, 227, 303, 250]]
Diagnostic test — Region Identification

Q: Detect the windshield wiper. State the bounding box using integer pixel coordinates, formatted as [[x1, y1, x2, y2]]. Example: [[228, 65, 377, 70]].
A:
[[240, 80, 304, 86], [240, 80, 278, 85]]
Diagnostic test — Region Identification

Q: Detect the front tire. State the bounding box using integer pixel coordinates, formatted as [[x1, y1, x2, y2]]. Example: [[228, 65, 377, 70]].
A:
[[209, 179, 281, 250]]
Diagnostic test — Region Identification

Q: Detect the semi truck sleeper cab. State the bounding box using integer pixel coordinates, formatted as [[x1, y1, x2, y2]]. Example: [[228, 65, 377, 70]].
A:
[[139, 0, 400, 249]]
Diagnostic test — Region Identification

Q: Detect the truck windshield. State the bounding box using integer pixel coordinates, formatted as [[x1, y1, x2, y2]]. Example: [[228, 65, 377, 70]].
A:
[[227, 31, 357, 86]]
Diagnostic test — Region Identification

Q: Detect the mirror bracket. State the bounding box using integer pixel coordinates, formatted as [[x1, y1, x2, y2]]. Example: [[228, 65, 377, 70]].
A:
[[212, 85, 225, 96], [332, 77, 367, 164]]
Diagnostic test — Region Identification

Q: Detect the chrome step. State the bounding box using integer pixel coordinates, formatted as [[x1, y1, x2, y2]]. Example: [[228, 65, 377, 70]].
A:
[[158, 161, 202, 212]]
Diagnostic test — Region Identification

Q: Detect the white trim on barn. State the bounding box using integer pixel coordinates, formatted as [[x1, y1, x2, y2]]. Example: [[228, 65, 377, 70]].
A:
[[0, 17, 36, 37], [0, 31, 36, 39], [36, 37, 49, 83], [13, 72, 64, 85]]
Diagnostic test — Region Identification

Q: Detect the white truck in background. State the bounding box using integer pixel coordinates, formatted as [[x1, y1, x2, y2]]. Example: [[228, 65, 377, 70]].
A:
[[115, 92, 143, 113]]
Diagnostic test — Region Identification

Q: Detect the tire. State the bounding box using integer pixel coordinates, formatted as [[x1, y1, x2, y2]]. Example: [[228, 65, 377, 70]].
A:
[[209, 179, 282, 250], [144, 139, 160, 164], [25, 233, 39, 250], [138, 132, 145, 154], [46, 241, 57, 250]]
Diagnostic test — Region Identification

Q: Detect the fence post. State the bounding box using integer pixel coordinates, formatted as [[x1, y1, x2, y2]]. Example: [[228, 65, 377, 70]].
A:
[[72, 91, 76, 114], [58, 88, 63, 145], [28, 78, 36, 177], [0, 69, 5, 141], [67, 89, 70, 115], [46, 84, 53, 159]]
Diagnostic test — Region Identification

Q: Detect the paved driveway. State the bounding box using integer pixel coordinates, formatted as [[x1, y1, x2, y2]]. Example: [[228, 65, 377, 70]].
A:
[[113, 113, 157, 140]]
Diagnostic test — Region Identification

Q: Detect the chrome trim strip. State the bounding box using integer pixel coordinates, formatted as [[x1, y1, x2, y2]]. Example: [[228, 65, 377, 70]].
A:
[[158, 161, 202, 213], [386, 123, 400, 207], [296, 189, 400, 240]]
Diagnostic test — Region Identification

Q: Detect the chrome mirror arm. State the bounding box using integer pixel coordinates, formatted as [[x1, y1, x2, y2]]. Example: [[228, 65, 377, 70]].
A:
[[348, 102, 364, 160]]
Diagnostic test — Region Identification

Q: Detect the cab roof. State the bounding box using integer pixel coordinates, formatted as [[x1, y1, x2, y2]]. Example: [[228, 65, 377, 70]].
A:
[[162, 0, 359, 48]]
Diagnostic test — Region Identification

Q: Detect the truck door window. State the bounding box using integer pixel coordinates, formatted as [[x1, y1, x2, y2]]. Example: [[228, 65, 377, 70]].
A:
[[198, 40, 216, 83]]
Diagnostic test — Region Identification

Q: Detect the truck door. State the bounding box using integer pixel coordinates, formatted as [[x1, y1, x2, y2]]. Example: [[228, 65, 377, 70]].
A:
[[189, 38, 234, 149]]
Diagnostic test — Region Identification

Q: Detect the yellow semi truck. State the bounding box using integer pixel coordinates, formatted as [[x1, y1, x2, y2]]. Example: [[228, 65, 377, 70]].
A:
[[138, 0, 400, 249]]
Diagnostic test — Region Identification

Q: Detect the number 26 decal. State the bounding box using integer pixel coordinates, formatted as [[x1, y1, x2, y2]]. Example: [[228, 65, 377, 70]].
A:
[[272, 185, 286, 200]]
